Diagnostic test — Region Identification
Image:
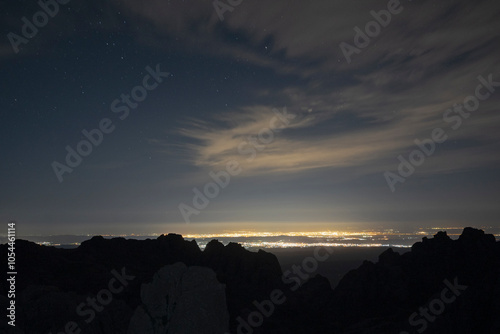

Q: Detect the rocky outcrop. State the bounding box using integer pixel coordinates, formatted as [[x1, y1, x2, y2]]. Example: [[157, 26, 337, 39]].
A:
[[201, 240, 283, 329], [328, 227, 500, 333], [128, 262, 229, 334], [0, 233, 281, 333], [1, 228, 499, 333]]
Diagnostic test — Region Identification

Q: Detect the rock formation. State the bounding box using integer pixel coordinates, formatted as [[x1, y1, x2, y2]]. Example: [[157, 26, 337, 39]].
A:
[[1, 228, 498, 333], [128, 262, 229, 334]]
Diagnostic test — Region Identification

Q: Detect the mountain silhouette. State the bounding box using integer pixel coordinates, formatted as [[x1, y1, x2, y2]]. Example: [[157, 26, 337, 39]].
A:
[[1, 227, 498, 333]]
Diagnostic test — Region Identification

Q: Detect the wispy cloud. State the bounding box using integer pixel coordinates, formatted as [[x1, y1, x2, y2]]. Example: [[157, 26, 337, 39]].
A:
[[6, 0, 497, 179]]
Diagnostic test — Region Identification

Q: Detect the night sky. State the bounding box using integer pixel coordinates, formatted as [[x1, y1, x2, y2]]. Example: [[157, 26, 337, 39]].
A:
[[1, 0, 499, 235]]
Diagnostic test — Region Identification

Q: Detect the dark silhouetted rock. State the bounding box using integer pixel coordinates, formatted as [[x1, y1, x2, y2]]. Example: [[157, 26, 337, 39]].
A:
[[1, 227, 499, 333], [328, 228, 500, 334], [128, 262, 229, 334]]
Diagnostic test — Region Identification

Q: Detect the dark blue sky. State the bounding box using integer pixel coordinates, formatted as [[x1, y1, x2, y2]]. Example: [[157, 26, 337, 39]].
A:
[[1, 0, 499, 235]]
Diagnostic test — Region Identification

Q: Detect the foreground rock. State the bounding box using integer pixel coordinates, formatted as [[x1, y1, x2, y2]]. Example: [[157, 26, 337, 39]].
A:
[[128, 262, 229, 334], [0, 233, 281, 333]]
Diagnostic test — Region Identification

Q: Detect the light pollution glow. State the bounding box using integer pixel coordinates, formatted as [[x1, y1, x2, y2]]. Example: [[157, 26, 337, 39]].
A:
[[14, 226, 498, 249], [181, 227, 496, 249]]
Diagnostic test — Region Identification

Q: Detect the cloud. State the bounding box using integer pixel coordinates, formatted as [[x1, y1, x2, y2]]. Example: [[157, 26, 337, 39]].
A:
[[173, 67, 500, 178], [5, 0, 495, 180], [109, 0, 500, 76], [170, 104, 409, 176]]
